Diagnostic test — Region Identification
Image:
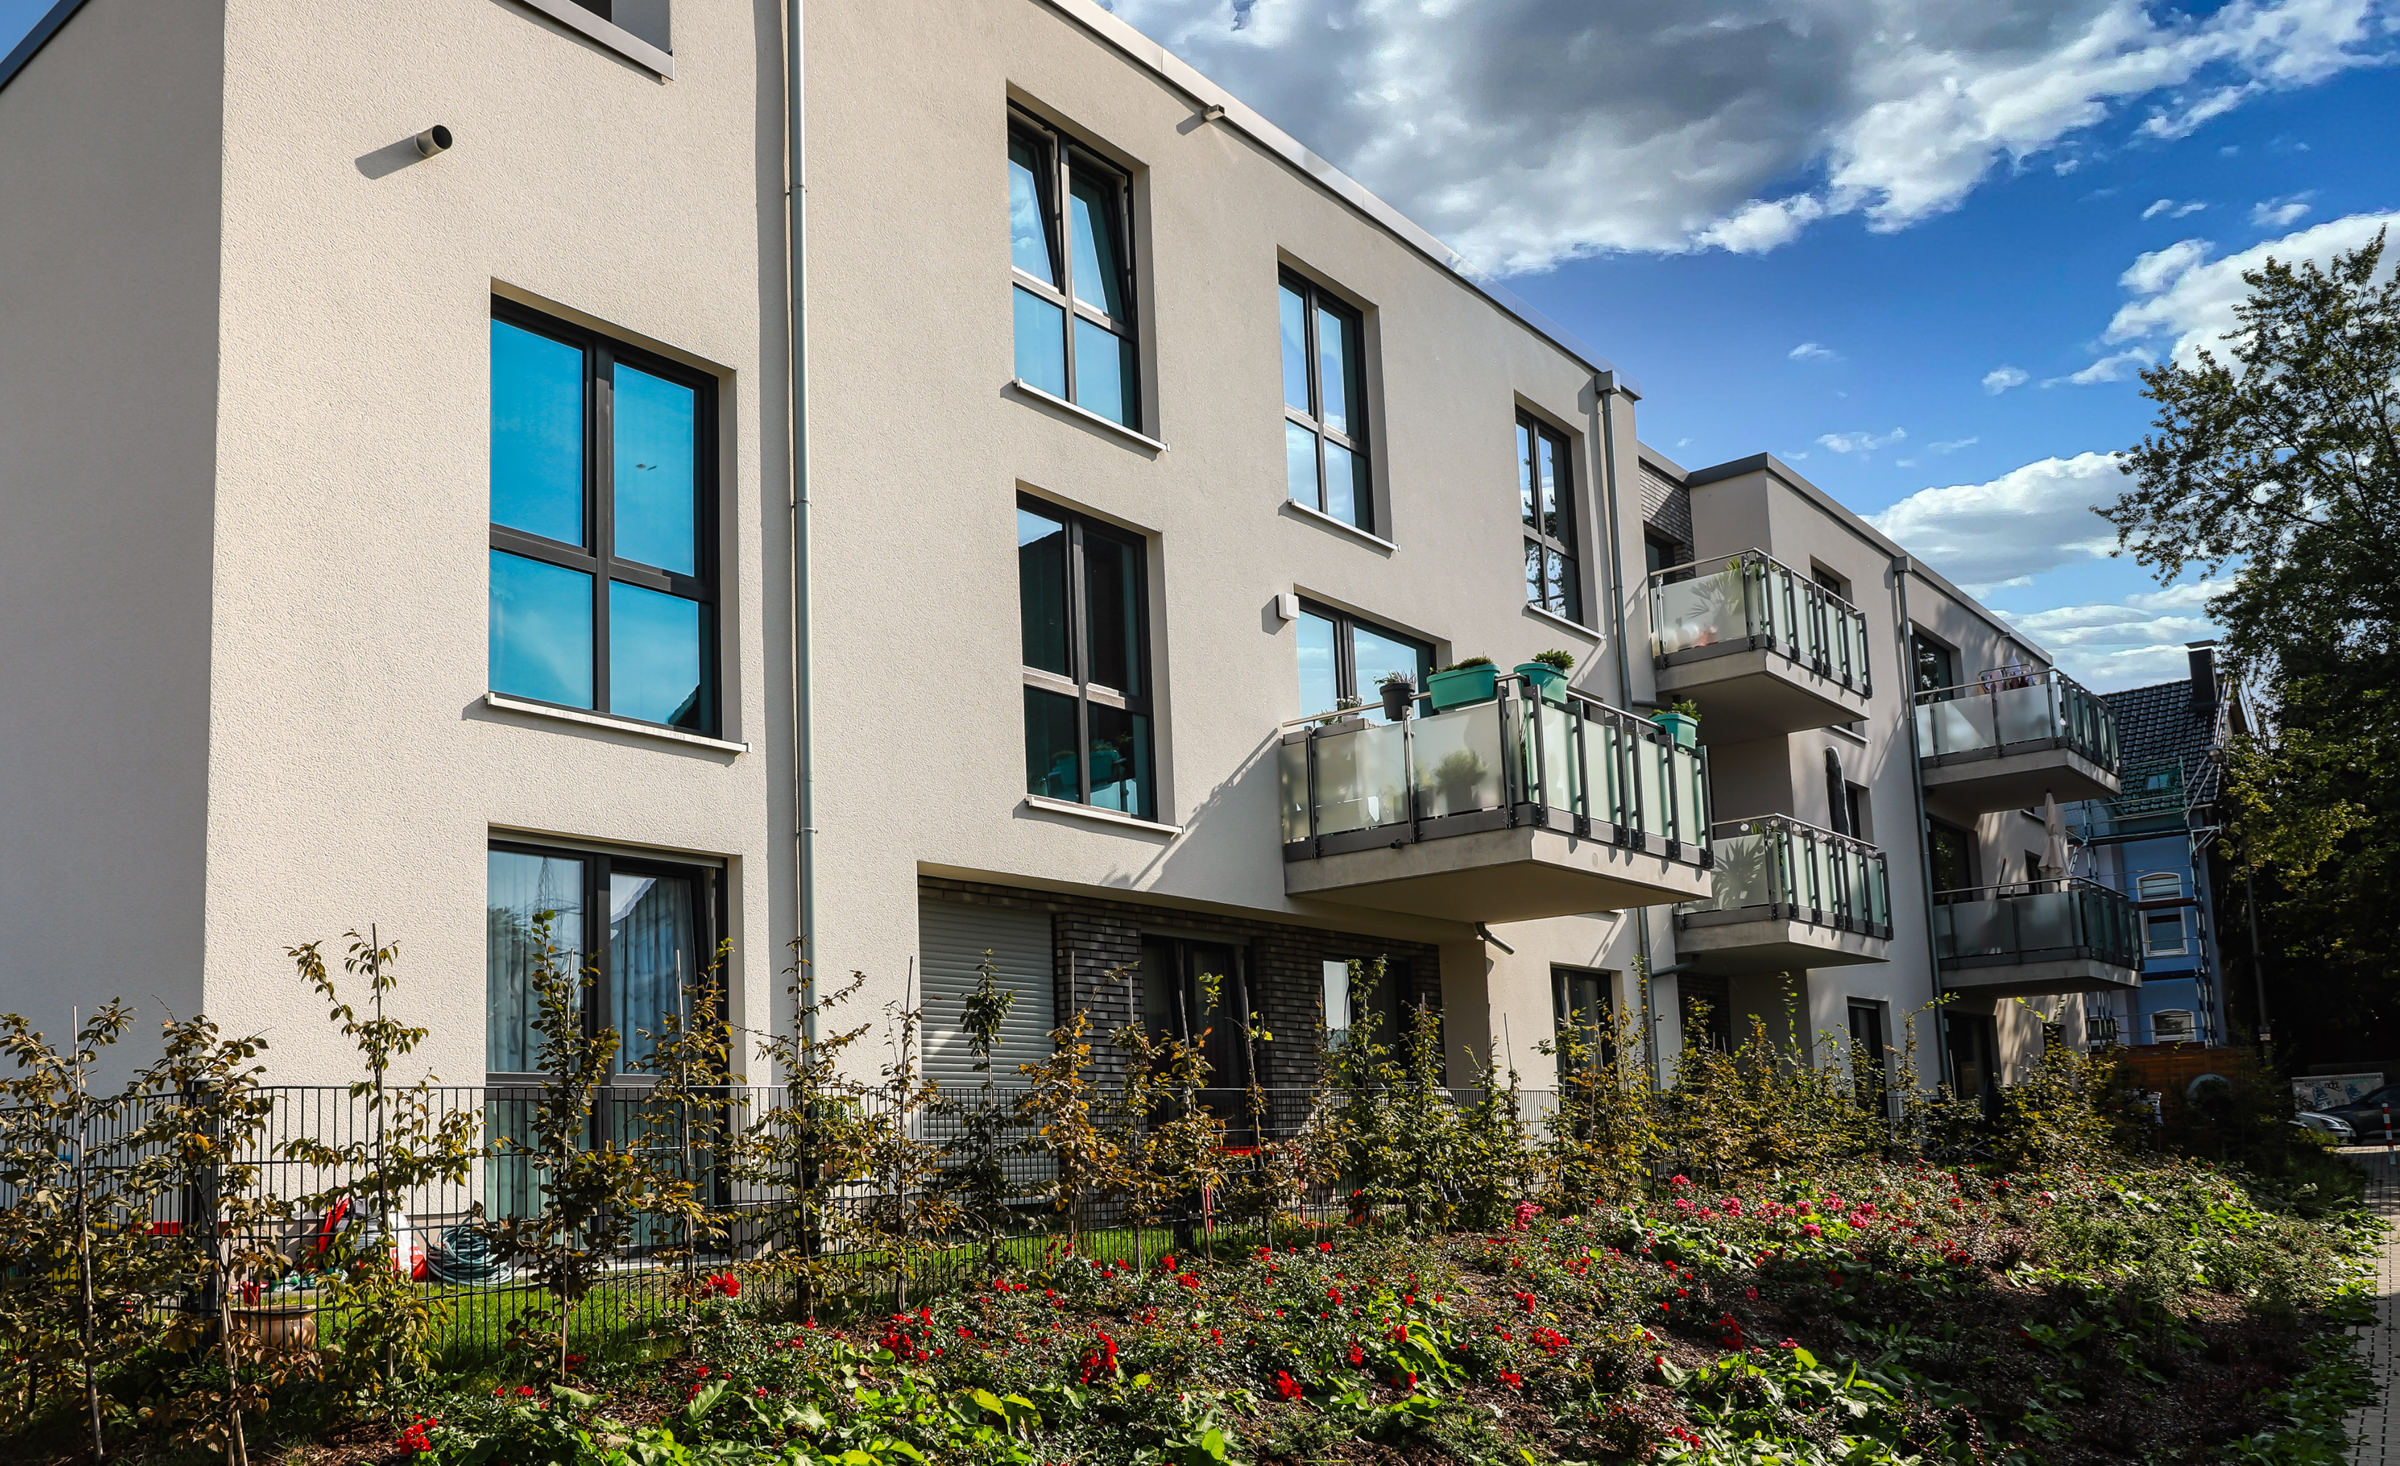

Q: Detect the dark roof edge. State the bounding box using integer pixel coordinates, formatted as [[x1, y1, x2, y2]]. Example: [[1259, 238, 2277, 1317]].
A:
[[0, 0, 91, 99], [1677, 450, 2056, 666]]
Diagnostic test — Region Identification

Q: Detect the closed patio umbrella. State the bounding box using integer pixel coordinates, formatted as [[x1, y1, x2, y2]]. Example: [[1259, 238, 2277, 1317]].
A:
[[2039, 793, 2072, 889]]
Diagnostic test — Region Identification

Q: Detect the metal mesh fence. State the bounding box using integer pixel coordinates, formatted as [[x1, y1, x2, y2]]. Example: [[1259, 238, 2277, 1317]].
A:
[[0, 1081, 1573, 1364]]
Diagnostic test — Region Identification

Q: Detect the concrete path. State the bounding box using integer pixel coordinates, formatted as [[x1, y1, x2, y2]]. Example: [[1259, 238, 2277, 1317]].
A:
[[2346, 1151, 2400, 1465]]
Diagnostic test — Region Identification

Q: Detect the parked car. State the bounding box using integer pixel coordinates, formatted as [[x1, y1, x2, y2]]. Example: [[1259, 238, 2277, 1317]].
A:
[[2293, 1111, 2355, 1143], [2318, 1084, 2400, 1142]]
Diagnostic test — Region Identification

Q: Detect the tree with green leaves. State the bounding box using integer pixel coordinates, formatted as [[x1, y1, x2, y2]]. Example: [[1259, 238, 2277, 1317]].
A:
[[492, 916, 657, 1376], [631, 940, 737, 1355], [0, 1002, 157, 1457], [284, 931, 482, 1405], [2102, 228, 2400, 1058], [735, 946, 873, 1321], [933, 953, 1025, 1265]]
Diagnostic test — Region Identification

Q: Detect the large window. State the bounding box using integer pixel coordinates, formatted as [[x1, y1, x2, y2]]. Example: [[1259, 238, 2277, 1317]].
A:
[[1281, 274, 1370, 530], [489, 304, 717, 734], [485, 841, 721, 1078], [2139, 871, 2189, 955], [1519, 413, 1580, 622], [1928, 818, 1976, 892], [1018, 500, 1155, 820], [1294, 600, 1430, 723], [1009, 112, 1139, 429]]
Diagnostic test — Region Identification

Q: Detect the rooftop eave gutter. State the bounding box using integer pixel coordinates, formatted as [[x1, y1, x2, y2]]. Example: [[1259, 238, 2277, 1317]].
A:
[[0, 0, 92, 98], [1033, 0, 1635, 394]]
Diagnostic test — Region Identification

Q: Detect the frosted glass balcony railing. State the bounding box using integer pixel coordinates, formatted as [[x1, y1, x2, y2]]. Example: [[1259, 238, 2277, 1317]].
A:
[[1912, 667, 2119, 771], [1932, 879, 2139, 971], [1677, 815, 1891, 936], [1277, 678, 1712, 864], [1649, 550, 1871, 696]]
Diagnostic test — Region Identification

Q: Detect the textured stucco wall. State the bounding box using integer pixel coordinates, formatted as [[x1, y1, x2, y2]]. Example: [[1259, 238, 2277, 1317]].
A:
[[195, 0, 791, 1084], [0, 0, 227, 1069]]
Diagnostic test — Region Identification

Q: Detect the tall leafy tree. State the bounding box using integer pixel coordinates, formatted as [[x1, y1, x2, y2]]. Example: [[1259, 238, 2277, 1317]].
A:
[[2103, 230, 2400, 1059]]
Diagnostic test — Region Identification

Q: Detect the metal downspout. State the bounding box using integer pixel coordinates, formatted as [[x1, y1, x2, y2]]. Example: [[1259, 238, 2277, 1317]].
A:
[[1591, 377, 1661, 1087], [1892, 555, 1954, 1094], [785, 0, 815, 1049]]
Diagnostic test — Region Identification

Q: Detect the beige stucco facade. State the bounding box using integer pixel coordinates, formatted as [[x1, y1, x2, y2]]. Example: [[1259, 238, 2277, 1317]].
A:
[[0, 0, 2120, 1096]]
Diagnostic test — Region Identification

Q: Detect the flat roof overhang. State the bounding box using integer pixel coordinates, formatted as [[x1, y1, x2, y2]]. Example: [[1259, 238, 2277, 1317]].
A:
[[1284, 819, 1713, 924], [1676, 912, 1892, 976], [1655, 648, 1872, 743], [1919, 745, 2119, 810], [1939, 952, 2140, 998]]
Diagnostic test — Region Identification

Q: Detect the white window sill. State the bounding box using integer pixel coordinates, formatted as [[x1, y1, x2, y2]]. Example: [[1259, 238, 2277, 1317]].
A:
[[485, 693, 748, 753], [1828, 722, 1869, 745], [1523, 602, 1605, 643], [1022, 794, 1183, 837], [1279, 499, 1396, 553], [1008, 379, 1168, 453], [511, 0, 675, 78]]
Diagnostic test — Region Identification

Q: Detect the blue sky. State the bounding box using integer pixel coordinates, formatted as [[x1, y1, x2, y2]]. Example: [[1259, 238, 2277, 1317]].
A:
[[7, 0, 2394, 688]]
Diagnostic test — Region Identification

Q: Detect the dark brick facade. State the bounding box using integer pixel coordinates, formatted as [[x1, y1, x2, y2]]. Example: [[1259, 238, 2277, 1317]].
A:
[[919, 876, 1444, 1088]]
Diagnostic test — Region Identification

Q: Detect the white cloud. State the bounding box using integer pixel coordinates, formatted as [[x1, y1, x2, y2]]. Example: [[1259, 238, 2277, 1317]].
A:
[[2250, 193, 2314, 226], [1819, 428, 1908, 454], [1982, 365, 2031, 394], [1789, 341, 1838, 362], [2043, 347, 2156, 385], [2141, 197, 2209, 218], [2103, 209, 2400, 362], [1867, 452, 2127, 593], [1928, 436, 1981, 454], [1994, 580, 2231, 687], [1104, 0, 2399, 271]]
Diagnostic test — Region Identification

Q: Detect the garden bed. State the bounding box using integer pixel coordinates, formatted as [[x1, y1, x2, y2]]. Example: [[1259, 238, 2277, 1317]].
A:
[[201, 1158, 2380, 1466]]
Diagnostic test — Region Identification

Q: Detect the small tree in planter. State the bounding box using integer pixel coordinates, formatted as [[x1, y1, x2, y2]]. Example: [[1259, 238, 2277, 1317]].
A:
[[855, 977, 959, 1313]]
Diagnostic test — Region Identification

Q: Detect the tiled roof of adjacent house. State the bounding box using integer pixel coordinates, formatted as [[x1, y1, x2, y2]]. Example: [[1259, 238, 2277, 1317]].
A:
[[2103, 678, 2227, 817]]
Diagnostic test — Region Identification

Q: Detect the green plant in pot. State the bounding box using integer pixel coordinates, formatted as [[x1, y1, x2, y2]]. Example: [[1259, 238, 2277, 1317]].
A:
[[1514, 648, 1575, 704], [1652, 696, 1702, 748], [1376, 669, 1416, 722], [1425, 655, 1498, 713]]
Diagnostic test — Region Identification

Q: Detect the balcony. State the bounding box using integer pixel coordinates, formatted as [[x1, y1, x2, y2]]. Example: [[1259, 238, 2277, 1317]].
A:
[[1278, 678, 1714, 923], [1674, 815, 1893, 974], [1648, 550, 1872, 741], [1913, 668, 2120, 809], [1933, 879, 2140, 996]]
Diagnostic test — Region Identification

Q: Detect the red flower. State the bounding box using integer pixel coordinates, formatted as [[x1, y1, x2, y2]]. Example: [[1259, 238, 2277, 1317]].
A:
[[395, 1417, 437, 1454], [1275, 1371, 1303, 1401], [1499, 1372, 1523, 1390], [1178, 1273, 1200, 1290], [1347, 1343, 1365, 1366]]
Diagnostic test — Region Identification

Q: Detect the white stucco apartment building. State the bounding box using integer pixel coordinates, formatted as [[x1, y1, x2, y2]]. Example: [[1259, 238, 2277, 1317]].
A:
[[0, 0, 2137, 1103]]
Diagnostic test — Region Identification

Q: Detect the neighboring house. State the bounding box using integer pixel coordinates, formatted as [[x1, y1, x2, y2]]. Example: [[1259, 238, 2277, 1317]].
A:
[[0, 0, 2129, 1103], [2069, 644, 2249, 1049]]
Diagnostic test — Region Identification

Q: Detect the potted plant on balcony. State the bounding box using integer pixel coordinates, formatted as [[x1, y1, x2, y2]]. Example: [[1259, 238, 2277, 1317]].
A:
[[1515, 648, 1574, 705], [1376, 670, 1416, 722], [1425, 656, 1498, 713], [1652, 697, 1701, 748]]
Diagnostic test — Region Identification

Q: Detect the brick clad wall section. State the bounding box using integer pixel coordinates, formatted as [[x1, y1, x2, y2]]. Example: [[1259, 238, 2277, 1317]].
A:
[[920, 876, 1444, 1089]]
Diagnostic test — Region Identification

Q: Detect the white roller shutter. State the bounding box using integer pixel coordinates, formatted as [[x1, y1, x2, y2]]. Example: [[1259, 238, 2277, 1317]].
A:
[[917, 900, 1056, 1090]]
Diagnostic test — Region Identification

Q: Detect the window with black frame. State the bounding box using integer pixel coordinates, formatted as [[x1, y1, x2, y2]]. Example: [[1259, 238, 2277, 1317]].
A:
[[1018, 500, 1156, 820], [484, 841, 721, 1080], [1293, 600, 1430, 724], [1281, 273, 1370, 530], [1009, 112, 1140, 430], [489, 303, 717, 734], [1911, 629, 1958, 696], [1519, 412, 1580, 621]]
